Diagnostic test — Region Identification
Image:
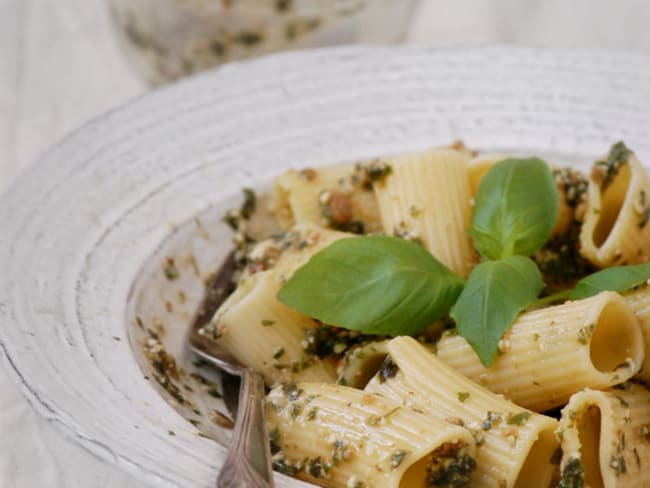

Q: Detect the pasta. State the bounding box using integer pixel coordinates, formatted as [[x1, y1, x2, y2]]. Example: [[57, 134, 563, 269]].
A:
[[266, 382, 477, 488], [204, 224, 349, 385], [271, 163, 383, 234], [364, 337, 559, 488], [372, 148, 477, 276], [579, 147, 650, 267], [435, 291, 644, 411], [205, 141, 650, 488], [622, 285, 650, 382], [556, 383, 650, 487]]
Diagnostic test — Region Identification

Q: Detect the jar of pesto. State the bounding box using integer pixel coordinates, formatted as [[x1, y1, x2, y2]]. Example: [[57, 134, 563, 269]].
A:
[[108, 0, 417, 85]]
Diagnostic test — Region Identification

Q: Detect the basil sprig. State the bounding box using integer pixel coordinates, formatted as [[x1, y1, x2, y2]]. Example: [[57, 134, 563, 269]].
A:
[[469, 158, 558, 259], [530, 262, 650, 307], [453, 158, 558, 366], [451, 256, 544, 366], [277, 154, 650, 368], [277, 236, 464, 336]]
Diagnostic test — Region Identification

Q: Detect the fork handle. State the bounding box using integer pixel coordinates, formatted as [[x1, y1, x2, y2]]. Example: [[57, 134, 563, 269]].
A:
[[217, 369, 274, 488]]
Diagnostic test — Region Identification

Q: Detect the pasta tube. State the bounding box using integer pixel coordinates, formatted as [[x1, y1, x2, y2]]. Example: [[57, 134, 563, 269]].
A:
[[207, 225, 351, 386], [557, 383, 650, 488], [271, 164, 382, 233], [373, 148, 477, 276], [365, 337, 559, 488], [436, 291, 644, 411], [580, 146, 650, 267], [266, 382, 476, 488], [622, 285, 650, 383]]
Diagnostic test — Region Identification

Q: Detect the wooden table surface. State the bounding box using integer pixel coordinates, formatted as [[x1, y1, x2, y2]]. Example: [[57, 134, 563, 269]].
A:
[[2, 0, 650, 486]]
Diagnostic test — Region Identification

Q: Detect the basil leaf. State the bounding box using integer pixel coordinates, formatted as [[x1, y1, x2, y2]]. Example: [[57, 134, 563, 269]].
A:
[[450, 256, 544, 367], [569, 263, 650, 300], [277, 236, 464, 336], [468, 158, 558, 259]]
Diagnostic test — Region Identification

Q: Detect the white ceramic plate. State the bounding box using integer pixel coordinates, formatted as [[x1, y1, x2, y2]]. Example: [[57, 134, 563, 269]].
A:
[[2, 45, 650, 487]]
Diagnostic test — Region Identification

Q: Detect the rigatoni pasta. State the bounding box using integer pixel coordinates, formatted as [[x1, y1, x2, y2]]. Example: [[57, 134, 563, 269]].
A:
[[580, 146, 650, 267], [435, 291, 644, 411], [364, 337, 559, 488], [623, 284, 650, 382], [266, 382, 477, 488], [206, 224, 350, 385], [372, 148, 477, 276], [271, 163, 383, 233], [557, 383, 650, 488]]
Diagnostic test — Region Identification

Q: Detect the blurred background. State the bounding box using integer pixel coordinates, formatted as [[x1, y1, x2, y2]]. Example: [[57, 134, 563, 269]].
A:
[[2, 0, 650, 486]]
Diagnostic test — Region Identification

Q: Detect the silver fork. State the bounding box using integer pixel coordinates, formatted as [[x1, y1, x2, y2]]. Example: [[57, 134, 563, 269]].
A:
[[188, 252, 274, 488]]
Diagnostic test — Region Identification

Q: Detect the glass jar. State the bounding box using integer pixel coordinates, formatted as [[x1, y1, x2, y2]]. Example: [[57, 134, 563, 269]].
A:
[[108, 0, 417, 85]]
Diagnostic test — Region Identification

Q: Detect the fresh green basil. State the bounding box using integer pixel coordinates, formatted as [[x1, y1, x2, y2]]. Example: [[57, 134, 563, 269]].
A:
[[277, 236, 464, 336], [569, 263, 650, 300], [450, 256, 544, 367], [468, 158, 558, 260]]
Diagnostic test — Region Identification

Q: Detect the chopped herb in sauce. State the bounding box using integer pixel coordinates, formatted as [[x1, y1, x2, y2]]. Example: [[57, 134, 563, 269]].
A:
[[163, 257, 180, 280], [307, 407, 318, 420], [273, 347, 285, 359], [481, 411, 502, 431], [390, 450, 409, 469], [559, 457, 584, 488], [592, 141, 631, 190], [281, 382, 304, 401], [352, 160, 393, 189], [457, 392, 470, 402], [378, 355, 399, 383], [234, 31, 263, 47], [303, 323, 376, 357], [506, 412, 531, 426], [550, 447, 563, 465], [426, 443, 476, 487]]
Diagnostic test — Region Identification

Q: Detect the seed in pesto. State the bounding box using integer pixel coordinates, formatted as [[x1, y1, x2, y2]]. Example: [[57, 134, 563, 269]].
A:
[[163, 257, 179, 280], [379, 356, 399, 382], [390, 450, 409, 469], [457, 392, 470, 402], [559, 457, 584, 488], [506, 412, 530, 426]]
